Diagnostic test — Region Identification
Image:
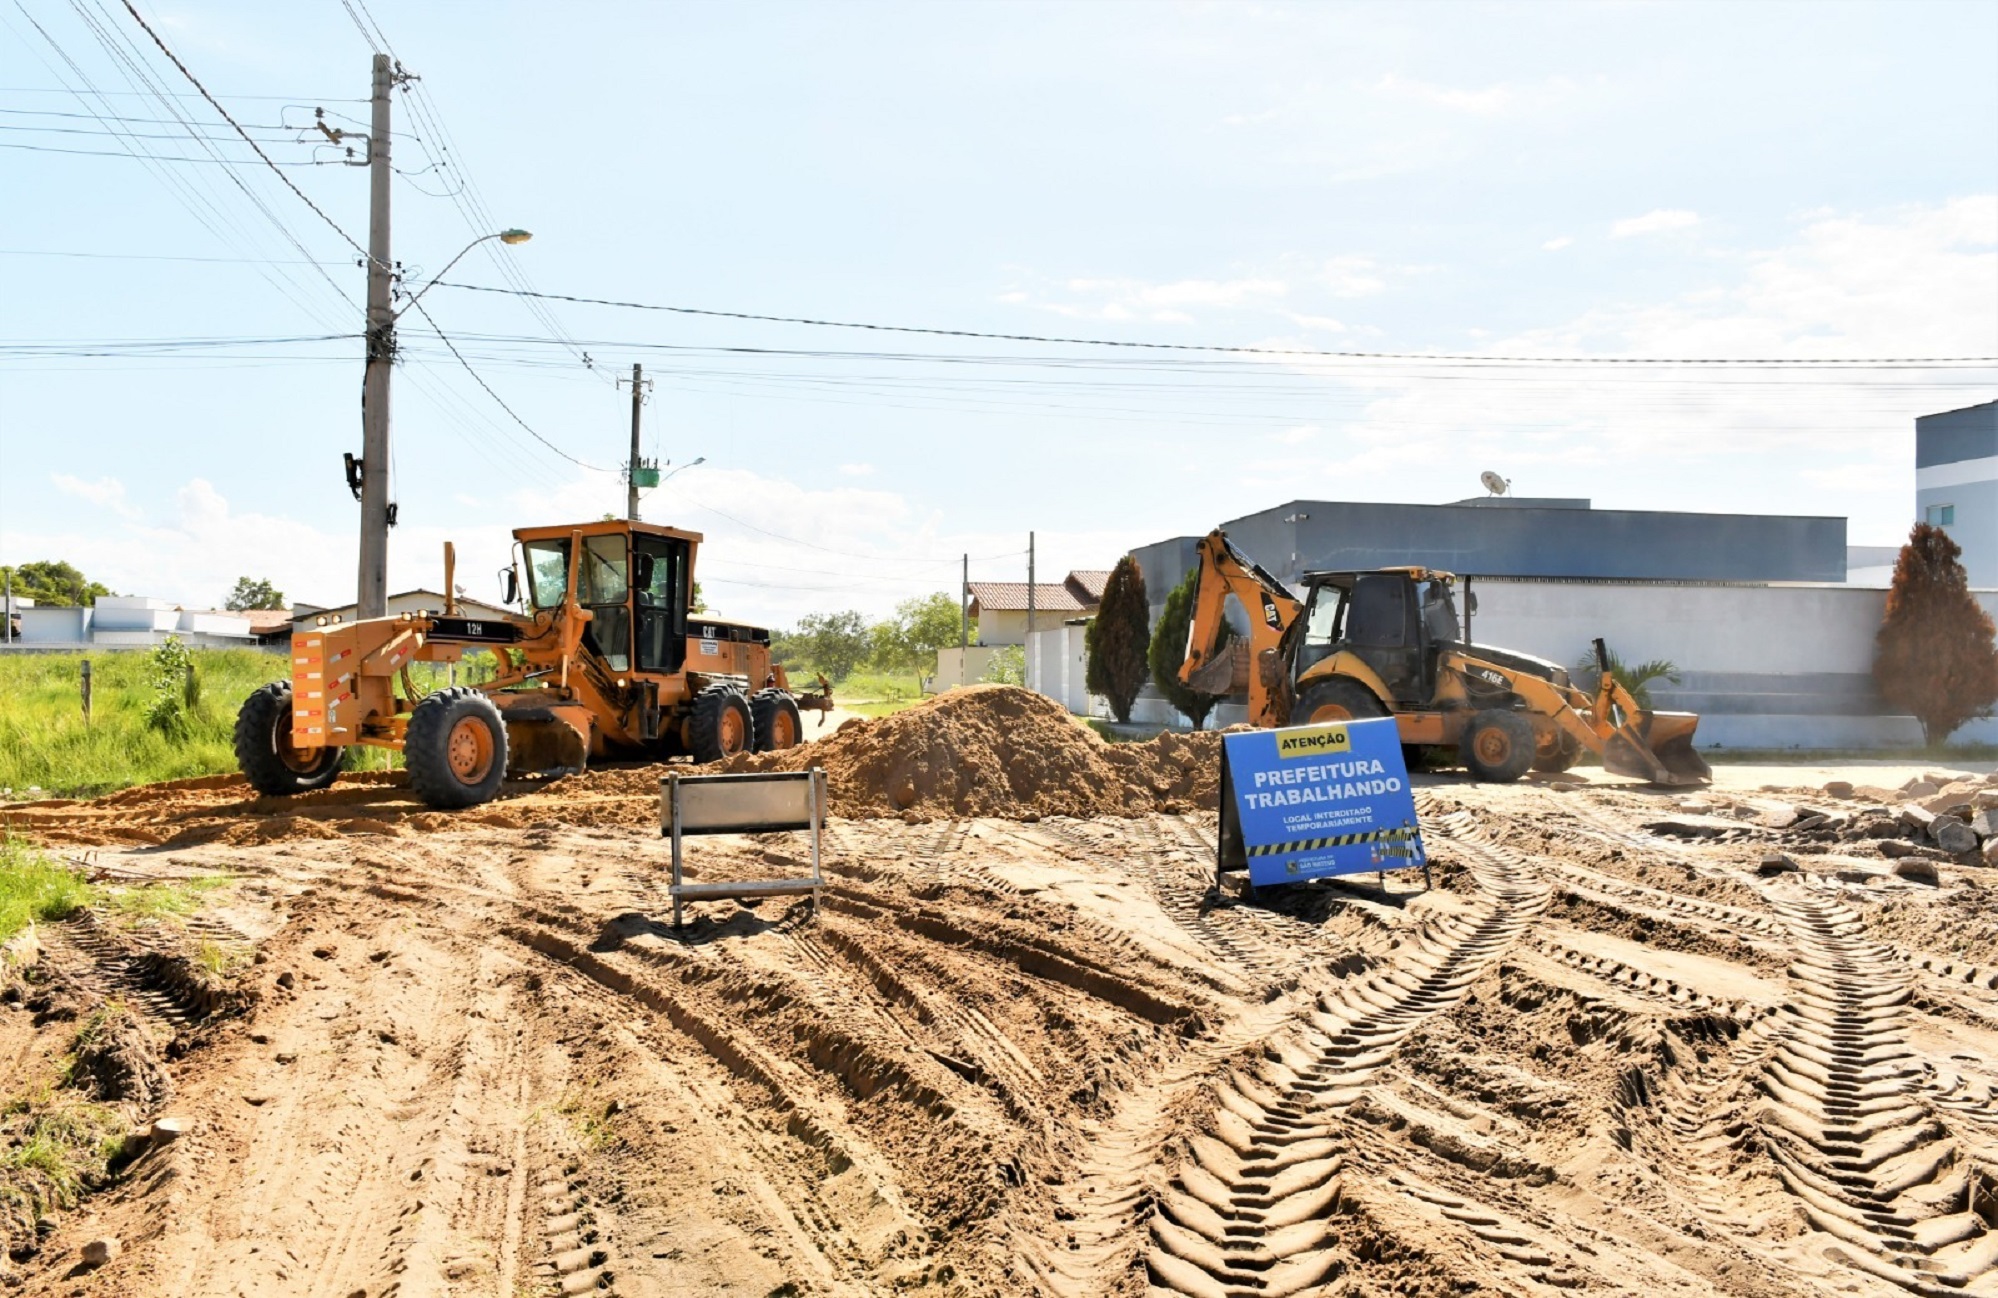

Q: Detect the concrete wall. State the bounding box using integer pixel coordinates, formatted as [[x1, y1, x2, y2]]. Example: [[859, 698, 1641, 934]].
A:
[[933, 645, 1004, 691], [1026, 623, 1091, 715]]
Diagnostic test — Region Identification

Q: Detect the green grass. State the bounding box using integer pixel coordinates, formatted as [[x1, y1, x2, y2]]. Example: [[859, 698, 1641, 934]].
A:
[[0, 838, 93, 947], [0, 648, 285, 797], [828, 670, 925, 703]]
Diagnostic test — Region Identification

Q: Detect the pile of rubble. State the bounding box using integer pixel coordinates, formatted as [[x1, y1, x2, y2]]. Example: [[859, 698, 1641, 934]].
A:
[[1786, 771, 1998, 866]]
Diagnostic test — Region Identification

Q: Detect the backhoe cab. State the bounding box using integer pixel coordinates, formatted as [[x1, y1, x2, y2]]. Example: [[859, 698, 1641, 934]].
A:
[[1178, 528, 1709, 786], [233, 519, 833, 811]]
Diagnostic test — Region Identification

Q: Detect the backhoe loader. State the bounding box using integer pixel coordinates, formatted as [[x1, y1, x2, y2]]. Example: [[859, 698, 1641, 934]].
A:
[[1177, 528, 1709, 785], [233, 519, 833, 810]]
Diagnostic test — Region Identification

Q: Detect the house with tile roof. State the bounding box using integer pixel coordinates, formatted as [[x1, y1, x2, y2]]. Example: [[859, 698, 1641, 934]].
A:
[[965, 570, 1107, 645]]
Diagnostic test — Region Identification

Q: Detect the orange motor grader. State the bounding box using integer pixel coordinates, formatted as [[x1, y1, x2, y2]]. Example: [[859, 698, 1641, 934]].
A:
[[1176, 528, 1709, 786], [233, 519, 831, 810]]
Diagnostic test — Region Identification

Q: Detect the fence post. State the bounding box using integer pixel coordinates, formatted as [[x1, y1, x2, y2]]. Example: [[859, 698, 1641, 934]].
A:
[[80, 658, 92, 724]]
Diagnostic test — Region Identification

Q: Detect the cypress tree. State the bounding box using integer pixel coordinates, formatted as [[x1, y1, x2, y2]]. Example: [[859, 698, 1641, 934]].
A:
[[1874, 522, 1998, 747], [1149, 569, 1224, 731], [1085, 556, 1150, 723]]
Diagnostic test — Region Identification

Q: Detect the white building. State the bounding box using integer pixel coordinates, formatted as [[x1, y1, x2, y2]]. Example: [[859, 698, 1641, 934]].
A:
[[1915, 400, 1998, 587]]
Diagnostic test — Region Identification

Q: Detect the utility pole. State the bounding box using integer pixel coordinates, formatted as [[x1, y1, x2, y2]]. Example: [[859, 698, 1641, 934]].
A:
[[960, 554, 968, 650], [1026, 531, 1036, 693], [627, 363, 644, 521], [355, 52, 395, 620], [620, 363, 655, 521]]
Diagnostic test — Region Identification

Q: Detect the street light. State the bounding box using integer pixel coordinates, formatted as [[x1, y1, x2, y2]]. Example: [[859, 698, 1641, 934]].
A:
[[396, 228, 532, 318], [660, 456, 705, 486]]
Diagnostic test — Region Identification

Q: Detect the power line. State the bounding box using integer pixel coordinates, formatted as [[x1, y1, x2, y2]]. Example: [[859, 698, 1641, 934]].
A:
[[116, 0, 374, 267], [1, 138, 324, 162], [0, 84, 363, 100], [430, 280, 1998, 368], [403, 299, 611, 471], [0, 247, 346, 264]]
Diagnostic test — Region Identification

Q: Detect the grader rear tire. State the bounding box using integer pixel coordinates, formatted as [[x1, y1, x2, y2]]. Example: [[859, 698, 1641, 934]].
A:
[[233, 682, 342, 796], [687, 685, 754, 763], [405, 687, 508, 809], [750, 690, 802, 752], [1463, 709, 1536, 783]]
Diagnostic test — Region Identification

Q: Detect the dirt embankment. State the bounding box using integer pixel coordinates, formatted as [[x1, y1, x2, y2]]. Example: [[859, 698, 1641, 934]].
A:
[[4, 686, 1222, 848]]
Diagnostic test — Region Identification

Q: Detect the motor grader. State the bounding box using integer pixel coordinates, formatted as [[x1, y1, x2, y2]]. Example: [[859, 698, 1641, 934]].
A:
[[233, 519, 832, 810], [1177, 528, 1710, 786]]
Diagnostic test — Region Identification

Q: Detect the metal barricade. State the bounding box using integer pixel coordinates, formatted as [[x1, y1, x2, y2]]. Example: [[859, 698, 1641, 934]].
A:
[[659, 767, 825, 930]]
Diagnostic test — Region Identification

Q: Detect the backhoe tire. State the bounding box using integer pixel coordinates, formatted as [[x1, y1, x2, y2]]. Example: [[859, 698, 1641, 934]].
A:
[[1532, 729, 1582, 773], [1463, 709, 1536, 783], [1293, 677, 1389, 725], [750, 690, 803, 753], [234, 681, 342, 796], [687, 685, 754, 764], [405, 687, 508, 809]]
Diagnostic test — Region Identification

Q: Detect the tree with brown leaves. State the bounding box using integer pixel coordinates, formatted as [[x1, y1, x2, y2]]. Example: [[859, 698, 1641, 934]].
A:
[[1874, 522, 1998, 747], [1085, 556, 1150, 723]]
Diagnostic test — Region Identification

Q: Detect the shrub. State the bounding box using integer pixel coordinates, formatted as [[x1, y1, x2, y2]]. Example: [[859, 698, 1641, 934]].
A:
[[1572, 646, 1680, 711], [981, 645, 1025, 686], [142, 637, 197, 737], [1874, 522, 1998, 747], [1085, 556, 1150, 723]]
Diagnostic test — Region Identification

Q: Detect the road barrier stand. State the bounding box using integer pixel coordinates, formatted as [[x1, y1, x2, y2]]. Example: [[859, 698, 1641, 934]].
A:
[[660, 767, 825, 931]]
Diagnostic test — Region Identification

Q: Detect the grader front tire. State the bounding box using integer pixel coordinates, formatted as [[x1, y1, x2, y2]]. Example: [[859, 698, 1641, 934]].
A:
[[405, 687, 509, 809], [234, 682, 343, 796]]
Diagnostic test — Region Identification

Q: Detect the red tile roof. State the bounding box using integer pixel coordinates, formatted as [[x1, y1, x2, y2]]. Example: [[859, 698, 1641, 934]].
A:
[[1064, 570, 1112, 604], [966, 581, 1088, 614]]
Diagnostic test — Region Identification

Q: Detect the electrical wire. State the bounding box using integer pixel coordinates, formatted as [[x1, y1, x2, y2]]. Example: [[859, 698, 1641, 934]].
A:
[[427, 281, 1998, 368], [117, 0, 376, 268], [402, 299, 612, 471]]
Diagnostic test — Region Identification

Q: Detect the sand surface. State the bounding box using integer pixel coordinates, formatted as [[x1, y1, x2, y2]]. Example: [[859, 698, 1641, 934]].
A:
[[4, 688, 1997, 1296]]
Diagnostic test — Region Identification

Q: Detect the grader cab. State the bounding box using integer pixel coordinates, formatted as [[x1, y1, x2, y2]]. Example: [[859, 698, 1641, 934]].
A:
[[233, 519, 831, 810]]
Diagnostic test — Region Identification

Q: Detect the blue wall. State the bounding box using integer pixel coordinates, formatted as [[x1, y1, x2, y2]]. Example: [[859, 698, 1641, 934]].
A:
[[1915, 400, 1998, 468]]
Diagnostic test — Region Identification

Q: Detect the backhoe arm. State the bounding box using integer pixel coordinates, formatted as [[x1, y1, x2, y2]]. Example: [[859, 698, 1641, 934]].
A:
[[1178, 528, 1303, 726]]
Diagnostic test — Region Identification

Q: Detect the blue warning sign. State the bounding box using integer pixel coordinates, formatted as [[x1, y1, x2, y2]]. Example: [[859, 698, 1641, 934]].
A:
[[1222, 717, 1425, 887]]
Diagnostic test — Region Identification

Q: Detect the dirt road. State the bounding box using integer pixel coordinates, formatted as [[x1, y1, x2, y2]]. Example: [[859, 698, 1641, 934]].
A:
[[5, 693, 1997, 1295]]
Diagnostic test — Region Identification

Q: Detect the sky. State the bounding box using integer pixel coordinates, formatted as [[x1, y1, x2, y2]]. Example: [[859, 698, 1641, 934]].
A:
[[2, 0, 1995, 625]]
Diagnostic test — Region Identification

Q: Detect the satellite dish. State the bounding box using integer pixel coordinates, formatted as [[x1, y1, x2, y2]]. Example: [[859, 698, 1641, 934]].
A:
[[1480, 470, 1509, 497]]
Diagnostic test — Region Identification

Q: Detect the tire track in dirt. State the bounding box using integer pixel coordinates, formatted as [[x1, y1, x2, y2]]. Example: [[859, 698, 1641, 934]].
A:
[[1142, 810, 1550, 1297], [1758, 881, 1998, 1295]]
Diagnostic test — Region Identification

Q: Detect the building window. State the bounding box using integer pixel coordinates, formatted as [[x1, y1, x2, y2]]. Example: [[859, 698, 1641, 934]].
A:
[[1927, 504, 1955, 527]]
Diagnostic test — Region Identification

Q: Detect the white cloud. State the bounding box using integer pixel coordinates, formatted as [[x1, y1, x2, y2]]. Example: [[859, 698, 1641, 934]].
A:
[[1611, 209, 1701, 238], [1272, 425, 1320, 445], [1045, 276, 1289, 324], [1542, 236, 1573, 252], [837, 463, 875, 477], [1373, 73, 1579, 117], [1284, 312, 1348, 333], [1323, 256, 1386, 298], [50, 474, 140, 520]]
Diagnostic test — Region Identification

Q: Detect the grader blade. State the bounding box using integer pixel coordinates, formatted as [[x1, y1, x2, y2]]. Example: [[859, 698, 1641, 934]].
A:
[[502, 709, 591, 777]]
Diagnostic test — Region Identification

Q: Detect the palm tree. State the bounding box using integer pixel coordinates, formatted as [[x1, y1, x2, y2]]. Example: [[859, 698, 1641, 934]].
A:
[[1573, 647, 1680, 710]]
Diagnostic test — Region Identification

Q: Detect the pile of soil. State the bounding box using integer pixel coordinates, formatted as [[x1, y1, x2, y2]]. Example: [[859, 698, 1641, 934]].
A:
[[588, 685, 1223, 821]]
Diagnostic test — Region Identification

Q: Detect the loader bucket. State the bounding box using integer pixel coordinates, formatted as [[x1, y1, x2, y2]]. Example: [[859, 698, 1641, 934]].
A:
[[1600, 711, 1710, 786]]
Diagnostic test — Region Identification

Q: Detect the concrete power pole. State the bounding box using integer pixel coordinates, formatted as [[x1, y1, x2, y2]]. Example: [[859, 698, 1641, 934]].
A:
[[355, 52, 395, 620], [1026, 531, 1035, 693], [960, 554, 968, 650], [627, 363, 644, 521]]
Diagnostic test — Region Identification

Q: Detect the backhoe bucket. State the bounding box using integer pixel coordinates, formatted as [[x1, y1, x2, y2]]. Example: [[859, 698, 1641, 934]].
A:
[[1600, 710, 1710, 786]]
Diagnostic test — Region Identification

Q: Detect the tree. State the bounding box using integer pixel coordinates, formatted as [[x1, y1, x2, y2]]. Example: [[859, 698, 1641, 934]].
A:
[[868, 592, 967, 685], [1572, 647, 1680, 711], [981, 645, 1025, 686], [1085, 556, 1150, 722], [1, 560, 111, 607], [780, 610, 871, 682], [1874, 522, 1998, 747], [1148, 569, 1224, 730], [225, 576, 285, 611]]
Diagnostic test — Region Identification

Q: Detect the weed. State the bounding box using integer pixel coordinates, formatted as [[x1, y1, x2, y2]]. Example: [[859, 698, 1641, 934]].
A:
[[193, 938, 252, 979], [97, 874, 230, 928], [555, 1084, 623, 1153], [0, 838, 94, 947], [0, 1096, 127, 1213]]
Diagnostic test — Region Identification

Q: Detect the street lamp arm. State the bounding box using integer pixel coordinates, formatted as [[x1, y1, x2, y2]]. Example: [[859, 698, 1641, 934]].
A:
[[395, 228, 530, 320]]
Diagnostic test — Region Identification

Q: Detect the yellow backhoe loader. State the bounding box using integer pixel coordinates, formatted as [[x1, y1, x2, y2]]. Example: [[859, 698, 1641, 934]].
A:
[[1177, 528, 1709, 785], [233, 519, 832, 810]]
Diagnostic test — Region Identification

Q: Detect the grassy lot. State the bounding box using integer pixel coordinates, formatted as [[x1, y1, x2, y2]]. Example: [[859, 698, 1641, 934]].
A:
[[0, 839, 93, 947], [0, 649, 288, 798], [823, 670, 926, 718]]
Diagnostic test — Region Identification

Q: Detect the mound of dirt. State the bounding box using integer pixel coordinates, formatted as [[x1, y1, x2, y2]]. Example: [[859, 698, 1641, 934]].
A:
[[741, 685, 1221, 820]]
